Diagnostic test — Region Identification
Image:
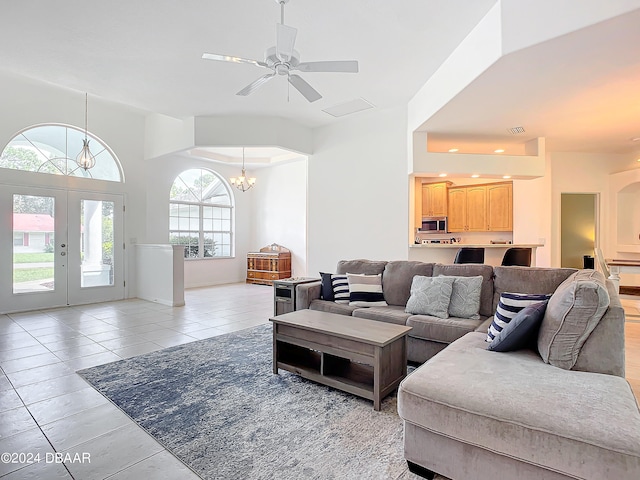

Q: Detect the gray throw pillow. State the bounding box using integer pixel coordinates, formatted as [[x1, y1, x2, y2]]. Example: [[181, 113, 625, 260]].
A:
[[440, 275, 483, 319], [488, 301, 548, 352], [405, 276, 454, 319], [537, 270, 610, 370]]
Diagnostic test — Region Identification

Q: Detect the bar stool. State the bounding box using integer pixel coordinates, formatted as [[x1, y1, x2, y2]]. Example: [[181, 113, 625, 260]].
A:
[[501, 247, 532, 267], [453, 247, 485, 264]]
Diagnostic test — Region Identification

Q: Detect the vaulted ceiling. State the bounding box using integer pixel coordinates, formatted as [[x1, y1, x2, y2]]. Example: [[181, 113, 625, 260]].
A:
[[1, 0, 639, 156]]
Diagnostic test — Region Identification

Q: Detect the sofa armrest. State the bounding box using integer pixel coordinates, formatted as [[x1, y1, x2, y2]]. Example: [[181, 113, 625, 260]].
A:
[[296, 281, 322, 310]]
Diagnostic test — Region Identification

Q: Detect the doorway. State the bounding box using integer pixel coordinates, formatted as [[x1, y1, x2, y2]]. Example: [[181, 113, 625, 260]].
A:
[[0, 185, 124, 313], [560, 193, 598, 269]]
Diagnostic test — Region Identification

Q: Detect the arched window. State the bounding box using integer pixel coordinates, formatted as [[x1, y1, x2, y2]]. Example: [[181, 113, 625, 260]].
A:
[[169, 168, 233, 258], [0, 124, 123, 182]]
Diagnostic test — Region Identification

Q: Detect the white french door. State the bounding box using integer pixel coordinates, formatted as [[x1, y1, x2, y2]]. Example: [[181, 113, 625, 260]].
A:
[[0, 185, 125, 313]]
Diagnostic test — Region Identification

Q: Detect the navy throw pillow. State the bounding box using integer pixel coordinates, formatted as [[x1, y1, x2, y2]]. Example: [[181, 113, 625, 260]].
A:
[[319, 272, 334, 301], [488, 301, 548, 352]]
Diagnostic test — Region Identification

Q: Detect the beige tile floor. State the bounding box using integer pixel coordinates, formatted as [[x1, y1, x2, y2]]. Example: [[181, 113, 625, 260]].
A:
[[1, 285, 637, 479], [0, 283, 274, 479]]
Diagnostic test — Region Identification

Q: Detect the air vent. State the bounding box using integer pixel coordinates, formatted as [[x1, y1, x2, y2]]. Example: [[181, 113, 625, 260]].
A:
[[508, 126, 525, 134], [322, 98, 375, 117]]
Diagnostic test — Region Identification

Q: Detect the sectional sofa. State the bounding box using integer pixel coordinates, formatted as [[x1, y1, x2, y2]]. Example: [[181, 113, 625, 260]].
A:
[[295, 259, 640, 479]]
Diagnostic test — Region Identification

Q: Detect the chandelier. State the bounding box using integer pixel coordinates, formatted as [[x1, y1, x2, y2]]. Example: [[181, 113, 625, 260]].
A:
[[76, 93, 96, 170], [230, 147, 256, 192]]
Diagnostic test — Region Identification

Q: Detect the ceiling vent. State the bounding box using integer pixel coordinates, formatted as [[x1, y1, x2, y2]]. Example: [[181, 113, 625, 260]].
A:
[[508, 126, 525, 134], [322, 98, 375, 117]]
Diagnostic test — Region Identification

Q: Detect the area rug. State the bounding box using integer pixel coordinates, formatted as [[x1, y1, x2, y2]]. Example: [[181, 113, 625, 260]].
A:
[[78, 324, 412, 480]]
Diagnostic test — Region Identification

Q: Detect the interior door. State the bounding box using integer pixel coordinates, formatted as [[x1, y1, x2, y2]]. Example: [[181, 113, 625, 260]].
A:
[[0, 186, 124, 313]]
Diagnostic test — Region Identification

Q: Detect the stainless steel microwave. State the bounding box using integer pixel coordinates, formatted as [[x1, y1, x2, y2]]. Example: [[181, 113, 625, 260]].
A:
[[419, 216, 448, 234]]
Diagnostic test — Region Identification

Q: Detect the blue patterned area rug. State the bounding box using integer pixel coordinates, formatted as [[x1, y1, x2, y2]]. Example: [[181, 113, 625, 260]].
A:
[[78, 324, 412, 480]]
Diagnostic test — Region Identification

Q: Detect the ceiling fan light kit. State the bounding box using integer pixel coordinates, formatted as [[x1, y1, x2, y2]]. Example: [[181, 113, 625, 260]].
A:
[[202, 0, 358, 103]]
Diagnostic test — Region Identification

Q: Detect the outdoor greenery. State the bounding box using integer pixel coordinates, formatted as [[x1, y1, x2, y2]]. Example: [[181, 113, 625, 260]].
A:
[[13, 267, 54, 283], [13, 253, 54, 263]]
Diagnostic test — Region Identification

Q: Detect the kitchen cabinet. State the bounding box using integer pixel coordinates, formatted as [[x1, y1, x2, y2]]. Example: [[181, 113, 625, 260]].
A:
[[447, 182, 512, 232], [487, 182, 513, 231], [421, 181, 451, 217]]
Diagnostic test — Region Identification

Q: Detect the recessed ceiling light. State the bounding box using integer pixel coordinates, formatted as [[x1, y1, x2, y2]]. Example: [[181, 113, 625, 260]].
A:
[[471, 174, 480, 178], [637, 158, 640, 162], [439, 173, 447, 177], [448, 148, 459, 153], [503, 175, 511, 179], [494, 149, 505, 153]]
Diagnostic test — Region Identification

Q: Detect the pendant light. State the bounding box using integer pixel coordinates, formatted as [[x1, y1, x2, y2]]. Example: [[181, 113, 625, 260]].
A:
[[76, 93, 96, 170], [229, 147, 256, 192]]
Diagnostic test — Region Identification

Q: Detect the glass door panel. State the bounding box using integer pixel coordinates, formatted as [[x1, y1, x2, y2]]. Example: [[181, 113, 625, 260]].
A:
[[67, 191, 124, 305], [0, 186, 68, 312], [12, 194, 56, 294]]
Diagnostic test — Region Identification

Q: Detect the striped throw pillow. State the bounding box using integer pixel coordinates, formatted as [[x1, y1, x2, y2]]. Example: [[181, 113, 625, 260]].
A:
[[487, 292, 551, 342], [331, 274, 350, 304], [347, 273, 387, 307]]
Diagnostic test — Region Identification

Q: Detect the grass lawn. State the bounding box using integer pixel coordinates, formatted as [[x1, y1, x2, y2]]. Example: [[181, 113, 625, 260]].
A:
[[13, 253, 54, 263], [13, 268, 54, 283]]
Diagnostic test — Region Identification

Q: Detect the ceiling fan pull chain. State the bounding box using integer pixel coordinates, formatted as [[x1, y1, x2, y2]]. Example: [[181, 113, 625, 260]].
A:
[[280, 0, 285, 25]]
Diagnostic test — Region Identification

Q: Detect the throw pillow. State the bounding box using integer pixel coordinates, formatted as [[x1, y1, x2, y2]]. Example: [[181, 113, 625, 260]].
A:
[[347, 273, 388, 307], [537, 270, 610, 370], [487, 293, 551, 342], [405, 276, 455, 319], [440, 275, 483, 319], [488, 301, 548, 352], [331, 274, 350, 304], [319, 272, 334, 301]]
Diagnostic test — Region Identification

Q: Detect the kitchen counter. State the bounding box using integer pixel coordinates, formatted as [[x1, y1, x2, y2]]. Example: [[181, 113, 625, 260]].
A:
[[408, 243, 544, 266]]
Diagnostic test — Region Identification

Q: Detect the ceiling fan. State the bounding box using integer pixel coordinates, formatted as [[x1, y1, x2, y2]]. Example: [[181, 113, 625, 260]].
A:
[[202, 0, 359, 103]]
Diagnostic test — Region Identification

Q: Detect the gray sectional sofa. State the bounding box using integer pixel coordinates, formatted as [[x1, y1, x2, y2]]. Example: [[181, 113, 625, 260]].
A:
[[295, 259, 640, 480]]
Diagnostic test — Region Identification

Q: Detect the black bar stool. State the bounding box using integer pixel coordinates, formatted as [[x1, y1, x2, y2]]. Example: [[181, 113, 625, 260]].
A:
[[501, 247, 532, 267], [453, 247, 485, 264]]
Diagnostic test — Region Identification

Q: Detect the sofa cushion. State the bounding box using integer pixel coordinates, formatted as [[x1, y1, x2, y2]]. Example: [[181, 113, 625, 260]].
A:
[[492, 266, 576, 312], [538, 270, 610, 370], [407, 315, 482, 344], [441, 275, 483, 320], [487, 293, 551, 342], [381, 261, 434, 306], [405, 276, 454, 318], [488, 301, 547, 352], [352, 305, 411, 325], [398, 332, 640, 480], [433, 264, 494, 317], [319, 272, 334, 301], [347, 273, 387, 307], [331, 274, 349, 304], [336, 259, 387, 275], [309, 299, 358, 316]]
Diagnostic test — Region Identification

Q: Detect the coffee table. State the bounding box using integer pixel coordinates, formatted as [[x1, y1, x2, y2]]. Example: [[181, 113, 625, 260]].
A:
[[270, 309, 412, 410]]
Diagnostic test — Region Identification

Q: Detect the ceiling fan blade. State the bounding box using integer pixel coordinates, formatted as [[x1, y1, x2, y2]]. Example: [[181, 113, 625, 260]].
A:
[[288, 74, 322, 103], [236, 73, 276, 96], [202, 53, 267, 68], [276, 23, 297, 62], [295, 60, 359, 73]]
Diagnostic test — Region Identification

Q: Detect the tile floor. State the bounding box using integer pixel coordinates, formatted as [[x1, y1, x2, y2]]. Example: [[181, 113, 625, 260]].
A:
[[0, 283, 275, 479], [1, 285, 637, 479]]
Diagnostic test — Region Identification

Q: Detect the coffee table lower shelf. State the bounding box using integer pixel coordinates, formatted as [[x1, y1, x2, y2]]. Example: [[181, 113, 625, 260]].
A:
[[272, 319, 410, 410]]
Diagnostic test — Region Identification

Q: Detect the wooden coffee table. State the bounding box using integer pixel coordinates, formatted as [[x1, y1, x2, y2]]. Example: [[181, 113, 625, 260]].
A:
[[270, 309, 412, 410]]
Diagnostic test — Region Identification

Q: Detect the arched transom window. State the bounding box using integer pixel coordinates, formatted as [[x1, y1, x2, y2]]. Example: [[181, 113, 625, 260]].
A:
[[169, 168, 233, 258], [0, 124, 123, 182]]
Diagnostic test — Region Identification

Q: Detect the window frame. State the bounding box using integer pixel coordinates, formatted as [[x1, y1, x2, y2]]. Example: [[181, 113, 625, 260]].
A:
[[168, 169, 234, 260]]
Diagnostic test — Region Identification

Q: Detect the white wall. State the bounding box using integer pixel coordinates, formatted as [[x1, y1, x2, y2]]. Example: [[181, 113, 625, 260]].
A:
[[251, 160, 308, 277], [307, 107, 409, 275]]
